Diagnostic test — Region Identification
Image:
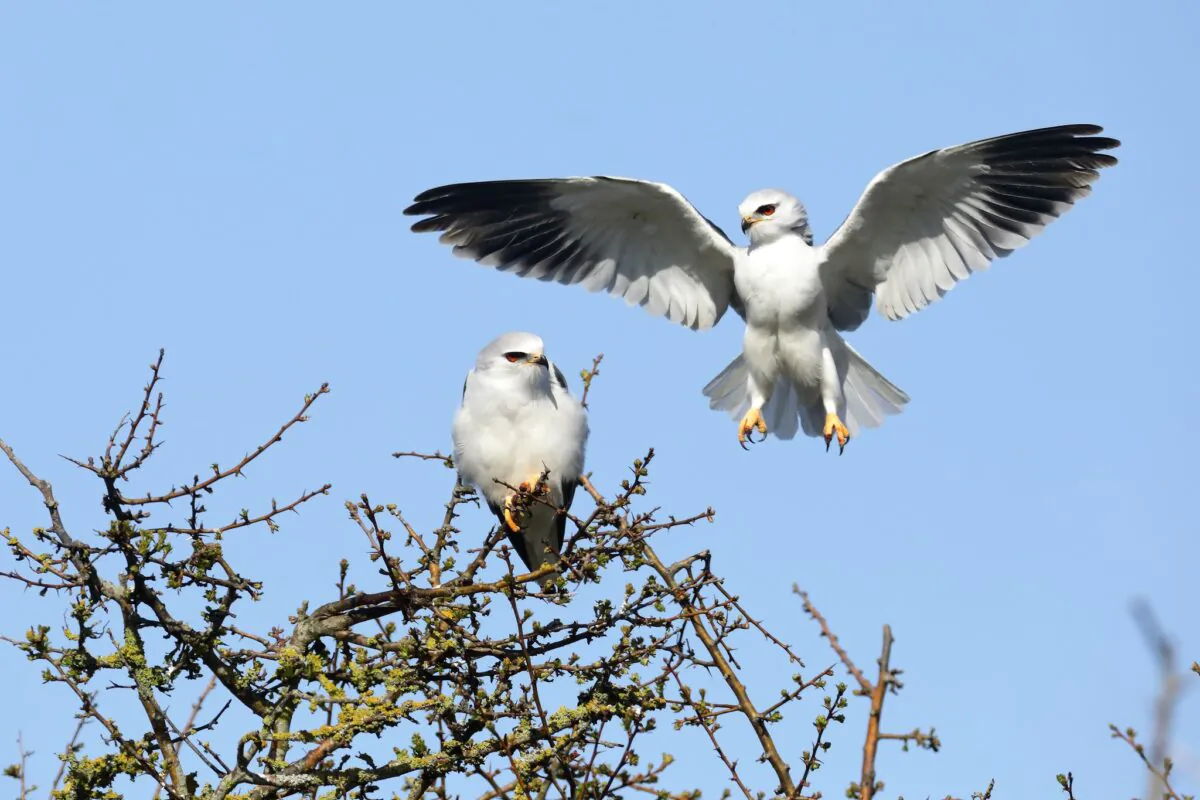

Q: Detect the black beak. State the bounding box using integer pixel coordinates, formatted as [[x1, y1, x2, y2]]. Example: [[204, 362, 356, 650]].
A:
[[740, 218, 752, 235], [533, 354, 548, 367]]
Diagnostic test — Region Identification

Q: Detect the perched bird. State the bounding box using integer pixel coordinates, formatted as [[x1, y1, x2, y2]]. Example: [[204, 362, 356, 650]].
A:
[[452, 332, 588, 588], [408, 124, 1119, 453]]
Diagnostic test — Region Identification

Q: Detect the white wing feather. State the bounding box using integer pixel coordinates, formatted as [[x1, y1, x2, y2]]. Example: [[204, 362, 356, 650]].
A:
[[406, 177, 743, 330], [818, 124, 1119, 330]]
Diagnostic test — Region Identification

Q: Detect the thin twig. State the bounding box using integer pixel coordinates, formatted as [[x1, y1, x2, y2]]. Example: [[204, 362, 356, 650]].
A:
[[14, 732, 32, 800], [51, 717, 88, 794], [795, 587, 870, 695], [115, 383, 330, 506], [579, 354, 604, 409]]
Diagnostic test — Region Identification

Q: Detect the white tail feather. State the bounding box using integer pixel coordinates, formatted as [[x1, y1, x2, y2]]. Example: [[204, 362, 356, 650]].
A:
[[701, 354, 753, 420], [765, 379, 801, 440], [700, 354, 801, 441], [702, 344, 909, 443], [841, 342, 910, 436]]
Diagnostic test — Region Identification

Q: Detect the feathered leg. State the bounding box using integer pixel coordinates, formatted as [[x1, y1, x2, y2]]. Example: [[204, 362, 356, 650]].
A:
[[820, 342, 850, 454]]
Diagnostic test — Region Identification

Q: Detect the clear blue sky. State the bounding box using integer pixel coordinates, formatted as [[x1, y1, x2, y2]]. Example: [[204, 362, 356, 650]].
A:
[[2, 2, 1196, 798]]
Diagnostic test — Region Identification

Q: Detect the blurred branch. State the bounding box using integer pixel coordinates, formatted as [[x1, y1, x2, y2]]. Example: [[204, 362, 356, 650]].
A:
[[50, 718, 87, 795], [4, 732, 34, 800], [1131, 598, 1188, 800]]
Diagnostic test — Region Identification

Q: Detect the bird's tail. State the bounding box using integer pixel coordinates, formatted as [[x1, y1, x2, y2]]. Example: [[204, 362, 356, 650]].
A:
[[701, 354, 801, 440], [701, 354, 753, 420], [505, 502, 564, 592], [702, 345, 909, 442], [839, 342, 910, 437]]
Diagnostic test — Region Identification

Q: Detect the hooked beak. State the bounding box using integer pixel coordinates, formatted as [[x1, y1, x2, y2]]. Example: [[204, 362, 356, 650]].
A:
[[526, 353, 548, 367], [741, 216, 758, 235]]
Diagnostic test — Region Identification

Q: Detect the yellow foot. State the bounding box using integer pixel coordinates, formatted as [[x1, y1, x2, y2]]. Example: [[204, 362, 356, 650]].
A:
[[518, 474, 551, 496], [738, 408, 768, 450], [823, 413, 850, 455], [504, 475, 551, 532], [502, 495, 522, 533]]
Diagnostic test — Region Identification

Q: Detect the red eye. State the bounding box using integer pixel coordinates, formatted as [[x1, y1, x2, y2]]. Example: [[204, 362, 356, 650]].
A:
[[760, 204, 776, 216], [504, 352, 523, 363]]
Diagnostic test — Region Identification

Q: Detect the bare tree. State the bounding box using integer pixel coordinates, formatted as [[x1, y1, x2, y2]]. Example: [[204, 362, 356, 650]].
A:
[[0, 351, 1187, 799]]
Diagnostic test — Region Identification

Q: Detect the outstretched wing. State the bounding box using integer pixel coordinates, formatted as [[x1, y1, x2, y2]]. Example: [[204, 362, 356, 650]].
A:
[[405, 177, 743, 331], [819, 124, 1120, 330]]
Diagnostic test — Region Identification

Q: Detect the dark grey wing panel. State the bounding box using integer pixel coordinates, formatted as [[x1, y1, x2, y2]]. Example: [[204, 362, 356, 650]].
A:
[[551, 363, 570, 392], [555, 479, 579, 554]]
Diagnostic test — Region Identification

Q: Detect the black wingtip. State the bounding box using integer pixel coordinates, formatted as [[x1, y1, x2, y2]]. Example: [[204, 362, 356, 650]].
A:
[[403, 184, 458, 216], [404, 184, 460, 214], [974, 123, 1123, 174], [408, 213, 448, 232], [1060, 123, 1105, 135]]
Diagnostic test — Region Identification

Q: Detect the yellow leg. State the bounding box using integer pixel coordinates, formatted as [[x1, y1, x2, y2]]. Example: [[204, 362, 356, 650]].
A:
[[823, 413, 850, 454], [738, 408, 768, 449]]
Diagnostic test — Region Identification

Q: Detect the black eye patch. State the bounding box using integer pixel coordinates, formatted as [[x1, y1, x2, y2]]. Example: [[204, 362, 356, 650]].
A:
[[503, 351, 526, 363], [756, 204, 777, 216]]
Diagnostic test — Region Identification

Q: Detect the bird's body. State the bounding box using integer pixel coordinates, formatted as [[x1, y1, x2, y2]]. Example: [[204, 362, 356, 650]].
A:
[[736, 234, 828, 408], [452, 332, 587, 587], [409, 124, 1120, 452], [454, 365, 586, 517], [716, 231, 888, 446]]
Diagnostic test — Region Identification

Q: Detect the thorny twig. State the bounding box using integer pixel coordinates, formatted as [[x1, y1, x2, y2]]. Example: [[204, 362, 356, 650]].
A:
[[798, 589, 939, 800], [579, 354, 603, 409], [3, 350, 954, 800]]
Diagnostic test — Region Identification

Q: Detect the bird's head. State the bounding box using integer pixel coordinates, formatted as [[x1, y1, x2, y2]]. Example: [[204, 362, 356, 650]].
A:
[[738, 189, 813, 247], [477, 331, 552, 390]]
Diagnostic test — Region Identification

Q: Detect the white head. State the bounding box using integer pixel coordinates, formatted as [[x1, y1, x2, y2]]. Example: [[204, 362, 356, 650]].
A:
[[738, 189, 814, 247], [475, 331, 552, 391]]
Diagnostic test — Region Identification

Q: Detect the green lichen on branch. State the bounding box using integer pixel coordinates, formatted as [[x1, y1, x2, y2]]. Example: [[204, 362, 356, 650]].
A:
[[3, 351, 952, 800]]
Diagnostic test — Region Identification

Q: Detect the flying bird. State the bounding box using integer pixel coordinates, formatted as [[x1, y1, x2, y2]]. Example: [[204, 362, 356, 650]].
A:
[[452, 331, 589, 589], [409, 124, 1119, 452]]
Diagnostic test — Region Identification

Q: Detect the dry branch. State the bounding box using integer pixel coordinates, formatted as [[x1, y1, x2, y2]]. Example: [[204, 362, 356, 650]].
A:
[[2, 350, 973, 800]]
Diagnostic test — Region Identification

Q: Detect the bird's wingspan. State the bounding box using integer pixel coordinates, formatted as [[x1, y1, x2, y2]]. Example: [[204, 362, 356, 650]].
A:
[[405, 177, 743, 330], [818, 124, 1120, 330]]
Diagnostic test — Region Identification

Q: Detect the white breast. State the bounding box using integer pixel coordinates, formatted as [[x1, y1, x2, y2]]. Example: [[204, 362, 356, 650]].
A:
[[734, 237, 825, 329], [734, 235, 830, 393], [452, 371, 588, 509]]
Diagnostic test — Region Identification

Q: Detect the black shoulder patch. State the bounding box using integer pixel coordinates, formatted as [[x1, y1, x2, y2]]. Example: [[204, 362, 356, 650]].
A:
[[552, 363, 569, 391]]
